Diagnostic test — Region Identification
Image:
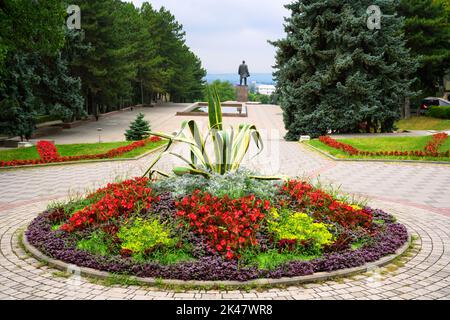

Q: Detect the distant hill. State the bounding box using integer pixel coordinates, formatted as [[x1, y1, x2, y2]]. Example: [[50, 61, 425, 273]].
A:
[[205, 73, 275, 85]]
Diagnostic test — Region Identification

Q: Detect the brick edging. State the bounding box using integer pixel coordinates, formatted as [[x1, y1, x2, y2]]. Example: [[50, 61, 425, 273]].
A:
[[22, 229, 411, 288], [303, 142, 450, 166], [0, 143, 168, 171]]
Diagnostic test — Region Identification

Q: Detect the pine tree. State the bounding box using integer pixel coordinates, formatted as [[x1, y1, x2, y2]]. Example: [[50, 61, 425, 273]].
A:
[[398, 0, 450, 97], [1, 0, 206, 140], [272, 0, 419, 140], [0, 0, 65, 69], [144, 6, 206, 103], [35, 48, 86, 122], [68, 1, 206, 110], [134, 3, 169, 105], [0, 53, 39, 141], [0, 2, 83, 140], [125, 113, 151, 141]]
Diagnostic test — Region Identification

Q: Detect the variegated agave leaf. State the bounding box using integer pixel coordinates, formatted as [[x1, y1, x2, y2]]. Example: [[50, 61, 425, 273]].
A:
[[143, 84, 279, 180]]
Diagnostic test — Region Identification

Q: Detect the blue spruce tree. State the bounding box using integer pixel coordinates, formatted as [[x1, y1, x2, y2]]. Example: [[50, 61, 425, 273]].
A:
[[272, 0, 418, 139]]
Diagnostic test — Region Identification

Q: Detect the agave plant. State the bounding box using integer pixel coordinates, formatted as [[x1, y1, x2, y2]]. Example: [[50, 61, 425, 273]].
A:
[[143, 85, 276, 180]]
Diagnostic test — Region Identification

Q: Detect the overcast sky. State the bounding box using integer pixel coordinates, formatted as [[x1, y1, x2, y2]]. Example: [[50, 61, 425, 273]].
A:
[[129, 0, 290, 74]]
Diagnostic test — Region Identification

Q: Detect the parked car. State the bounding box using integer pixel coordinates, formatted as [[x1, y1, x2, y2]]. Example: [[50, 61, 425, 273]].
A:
[[419, 97, 450, 114]]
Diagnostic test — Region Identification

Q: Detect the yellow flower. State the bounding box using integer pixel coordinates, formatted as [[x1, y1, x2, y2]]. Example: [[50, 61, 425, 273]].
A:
[[270, 207, 280, 219]]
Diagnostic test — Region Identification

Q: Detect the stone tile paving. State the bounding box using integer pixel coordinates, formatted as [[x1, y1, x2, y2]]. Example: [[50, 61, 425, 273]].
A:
[[0, 104, 450, 299]]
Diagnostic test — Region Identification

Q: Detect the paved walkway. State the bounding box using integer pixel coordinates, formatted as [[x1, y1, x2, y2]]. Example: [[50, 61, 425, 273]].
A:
[[35, 103, 190, 144], [0, 104, 450, 300]]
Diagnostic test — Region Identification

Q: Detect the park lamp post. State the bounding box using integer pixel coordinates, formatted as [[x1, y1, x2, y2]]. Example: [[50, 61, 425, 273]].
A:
[[97, 128, 103, 143]]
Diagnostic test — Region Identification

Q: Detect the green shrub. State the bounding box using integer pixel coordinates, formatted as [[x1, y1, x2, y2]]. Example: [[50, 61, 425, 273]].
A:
[[150, 249, 195, 265], [152, 174, 209, 197], [248, 93, 272, 104], [241, 249, 319, 270], [125, 113, 151, 141], [202, 80, 236, 101], [117, 218, 176, 256], [428, 106, 450, 119], [35, 114, 60, 124], [204, 171, 281, 200], [267, 208, 334, 252], [48, 196, 100, 217], [152, 170, 282, 200], [77, 230, 113, 256]]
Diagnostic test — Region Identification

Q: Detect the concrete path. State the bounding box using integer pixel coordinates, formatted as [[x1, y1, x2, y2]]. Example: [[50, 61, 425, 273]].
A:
[[0, 104, 449, 300], [37, 103, 190, 145]]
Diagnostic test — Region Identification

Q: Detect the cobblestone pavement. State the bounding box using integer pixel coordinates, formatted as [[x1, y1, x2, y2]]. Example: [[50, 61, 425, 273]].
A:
[[1, 105, 450, 300]]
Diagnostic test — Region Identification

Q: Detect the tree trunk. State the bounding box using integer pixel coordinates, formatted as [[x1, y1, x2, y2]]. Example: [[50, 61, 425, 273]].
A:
[[399, 103, 405, 119], [366, 119, 372, 133], [404, 97, 411, 119], [87, 89, 94, 115], [140, 80, 144, 105]]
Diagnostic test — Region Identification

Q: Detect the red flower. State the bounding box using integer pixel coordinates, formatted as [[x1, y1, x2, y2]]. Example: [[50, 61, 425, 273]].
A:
[[176, 191, 269, 260], [424, 133, 448, 156], [278, 239, 297, 252], [37, 141, 60, 163], [280, 180, 373, 229], [1, 136, 163, 168], [120, 249, 133, 258], [319, 136, 359, 155], [60, 177, 158, 232]]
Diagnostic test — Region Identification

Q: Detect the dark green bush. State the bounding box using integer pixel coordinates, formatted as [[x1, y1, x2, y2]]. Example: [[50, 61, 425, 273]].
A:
[[124, 113, 151, 141], [35, 115, 60, 124], [428, 106, 450, 119]]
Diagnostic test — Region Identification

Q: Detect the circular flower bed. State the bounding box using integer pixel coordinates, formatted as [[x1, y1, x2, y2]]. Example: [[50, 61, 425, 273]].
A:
[[25, 172, 408, 282]]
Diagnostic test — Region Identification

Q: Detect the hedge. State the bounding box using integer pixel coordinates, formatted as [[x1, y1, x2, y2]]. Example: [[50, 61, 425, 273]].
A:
[[428, 106, 450, 119], [35, 115, 61, 124]]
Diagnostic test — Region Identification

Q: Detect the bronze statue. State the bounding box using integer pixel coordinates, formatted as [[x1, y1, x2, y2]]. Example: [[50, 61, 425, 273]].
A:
[[238, 61, 250, 86]]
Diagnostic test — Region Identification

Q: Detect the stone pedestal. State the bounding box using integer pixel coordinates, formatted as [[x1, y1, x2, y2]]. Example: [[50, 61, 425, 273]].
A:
[[236, 85, 249, 102]]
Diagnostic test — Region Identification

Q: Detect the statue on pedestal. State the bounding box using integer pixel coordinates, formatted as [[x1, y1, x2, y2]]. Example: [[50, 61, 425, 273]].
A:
[[238, 61, 250, 86]]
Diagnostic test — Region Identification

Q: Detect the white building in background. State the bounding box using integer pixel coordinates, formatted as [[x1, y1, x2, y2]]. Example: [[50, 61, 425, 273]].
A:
[[256, 84, 276, 96]]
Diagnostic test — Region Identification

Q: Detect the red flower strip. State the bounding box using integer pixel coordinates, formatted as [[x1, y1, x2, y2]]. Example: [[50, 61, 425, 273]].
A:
[[37, 141, 60, 163], [319, 134, 449, 158], [424, 133, 448, 156], [0, 136, 162, 168], [318, 136, 359, 155]]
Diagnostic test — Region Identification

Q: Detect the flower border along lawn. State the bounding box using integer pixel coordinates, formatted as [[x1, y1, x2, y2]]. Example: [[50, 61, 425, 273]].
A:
[[0, 138, 167, 167], [307, 135, 450, 162]]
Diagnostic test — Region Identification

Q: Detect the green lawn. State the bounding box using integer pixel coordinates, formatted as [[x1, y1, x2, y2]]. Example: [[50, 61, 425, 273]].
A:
[[396, 116, 450, 131], [307, 136, 450, 162], [0, 140, 166, 162]]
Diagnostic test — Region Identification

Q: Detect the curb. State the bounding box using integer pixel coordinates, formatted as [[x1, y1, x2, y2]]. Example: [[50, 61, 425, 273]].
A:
[[303, 142, 450, 166], [0, 143, 168, 171], [22, 229, 411, 288]]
